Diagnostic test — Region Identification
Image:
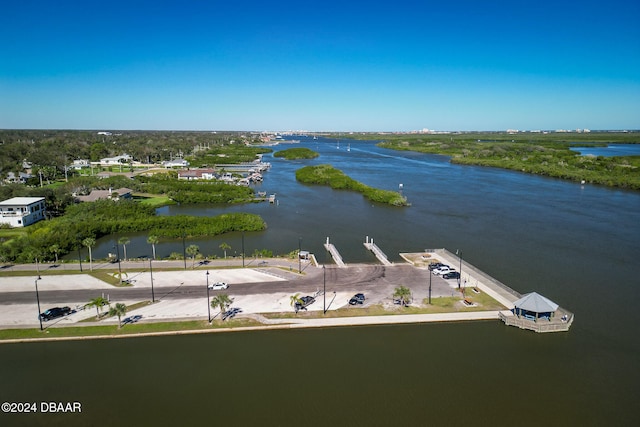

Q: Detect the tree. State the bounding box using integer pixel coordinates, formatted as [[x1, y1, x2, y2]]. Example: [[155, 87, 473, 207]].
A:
[[147, 235, 159, 260], [290, 293, 303, 313], [49, 244, 60, 264], [210, 294, 233, 321], [219, 242, 231, 259], [108, 302, 127, 328], [85, 296, 110, 319], [82, 236, 96, 271], [118, 236, 130, 261], [393, 286, 412, 307], [186, 244, 200, 268]]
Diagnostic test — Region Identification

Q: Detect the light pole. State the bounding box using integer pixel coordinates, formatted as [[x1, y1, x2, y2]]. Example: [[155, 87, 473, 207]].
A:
[[298, 237, 302, 274], [428, 267, 432, 304], [149, 257, 155, 303], [241, 231, 245, 268], [113, 244, 122, 282], [323, 265, 326, 314], [206, 271, 211, 323], [456, 249, 462, 290], [77, 242, 83, 273], [182, 233, 187, 270], [35, 276, 43, 331]]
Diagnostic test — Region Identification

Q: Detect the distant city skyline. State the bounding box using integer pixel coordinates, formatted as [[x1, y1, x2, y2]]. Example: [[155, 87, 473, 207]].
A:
[[1, 0, 639, 132]]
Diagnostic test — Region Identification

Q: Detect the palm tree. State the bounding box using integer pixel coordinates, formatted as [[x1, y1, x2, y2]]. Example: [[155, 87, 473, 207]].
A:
[[219, 242, 231, 259], [49, 244, 60, 264], [108, 302, 127, 328], [147, 235, 159, 260], [393, 286, 412, 307], [210, 294, 233, 321], [82, 237, 96, 271], [290, 293, 303, 313], [85, 296, 110, 319], [118, 236, 130, 261], [114, 270, 129, 285], [186, 244, 200, 268]]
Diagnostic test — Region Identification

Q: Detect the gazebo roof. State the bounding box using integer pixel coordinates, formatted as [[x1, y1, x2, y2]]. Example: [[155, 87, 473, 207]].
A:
[[513, 292, 559, 313]]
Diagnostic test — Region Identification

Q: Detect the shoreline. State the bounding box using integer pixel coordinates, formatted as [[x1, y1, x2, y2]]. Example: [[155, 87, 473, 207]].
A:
[[0, 310, 505, 345], [0, 250, 573, 342]]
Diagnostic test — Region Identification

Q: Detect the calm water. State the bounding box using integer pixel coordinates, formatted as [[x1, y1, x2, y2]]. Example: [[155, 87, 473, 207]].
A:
[[4, 137, 640, 426], [570, 143, 640, 157]]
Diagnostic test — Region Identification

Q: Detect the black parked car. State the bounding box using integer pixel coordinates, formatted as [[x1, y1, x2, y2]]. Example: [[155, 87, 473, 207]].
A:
[[349, 293, 365, 305], [442, 271, 461, 280], [39, 306, 72, 321], [294, 296, 316, 311]]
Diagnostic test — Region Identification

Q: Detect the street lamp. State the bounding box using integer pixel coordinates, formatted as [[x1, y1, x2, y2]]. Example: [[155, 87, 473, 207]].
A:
[[35, 275, 43, 331], [182, 233, 187, 270], [113, 244, 122, 282], [149, 256, 155, 303], [298, 237, 302, 274], [428, 267, 432, 304], [456, 249, 462, 290], [77, 243, 83, 273], [206, 271, 211, 323], [241, 231, 245, 268], [323, 265, 326, 314]]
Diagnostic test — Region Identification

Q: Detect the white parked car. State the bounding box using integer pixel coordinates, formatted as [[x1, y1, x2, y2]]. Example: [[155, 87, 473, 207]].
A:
[[208, 282, 229, 290], [433, 267, 454, 275]]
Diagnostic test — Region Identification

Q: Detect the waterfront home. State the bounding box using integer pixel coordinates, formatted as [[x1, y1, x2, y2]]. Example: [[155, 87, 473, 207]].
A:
[[177, 168, 218, 180], [163, 159, 190, 168], [99, 154, 132, 165], [75, 188, 133, 202], [0, 197, 46, 227]]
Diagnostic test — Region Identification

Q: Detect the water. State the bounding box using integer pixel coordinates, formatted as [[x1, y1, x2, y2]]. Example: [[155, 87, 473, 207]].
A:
[[570, 143, 640, 157], [4, 137, 640, 426]]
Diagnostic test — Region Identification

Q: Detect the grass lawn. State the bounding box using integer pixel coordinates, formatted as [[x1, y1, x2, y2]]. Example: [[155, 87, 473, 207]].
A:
[[0, 318, 263, 341], [263, 291, 505, 320]]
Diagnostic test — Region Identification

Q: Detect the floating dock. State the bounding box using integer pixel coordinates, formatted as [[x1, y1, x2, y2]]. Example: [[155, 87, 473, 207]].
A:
[[363, 236, 392, 266], [323, 237, 346, 268]]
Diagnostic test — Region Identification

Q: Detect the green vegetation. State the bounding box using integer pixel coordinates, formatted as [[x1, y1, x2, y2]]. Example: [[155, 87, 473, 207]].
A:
[[210, 294, 234, 321], [295, 164, 409, 206], [0, 199, 266, 264], [393, 285, 412, 306], [0, 318, 264, 341], [108, 303, 128, 328], [273, 147, 319, 160], [367, 132, 640, 190]]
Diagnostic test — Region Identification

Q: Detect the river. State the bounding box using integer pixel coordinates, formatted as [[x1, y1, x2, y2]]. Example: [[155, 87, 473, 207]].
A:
[[2, 137, 639, 426]]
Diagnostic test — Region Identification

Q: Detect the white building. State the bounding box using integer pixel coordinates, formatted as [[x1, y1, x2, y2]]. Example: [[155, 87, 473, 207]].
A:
[[0, 197, 47, 228], [99, 154, 132, 165]]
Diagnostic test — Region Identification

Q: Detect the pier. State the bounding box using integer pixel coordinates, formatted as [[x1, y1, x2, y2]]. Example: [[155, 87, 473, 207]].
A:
[[323, 237, 346, 268], [363, 236, 393, 266], [422, 248, 574, 333]]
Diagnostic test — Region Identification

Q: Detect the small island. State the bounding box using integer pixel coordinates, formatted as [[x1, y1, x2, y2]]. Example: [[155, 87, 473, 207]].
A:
[[296, 164, 409, 206], [273, 147, 319, 160]]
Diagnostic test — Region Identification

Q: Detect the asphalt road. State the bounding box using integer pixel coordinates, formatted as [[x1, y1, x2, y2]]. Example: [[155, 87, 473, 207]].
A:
[[0, 263, 452, 307]]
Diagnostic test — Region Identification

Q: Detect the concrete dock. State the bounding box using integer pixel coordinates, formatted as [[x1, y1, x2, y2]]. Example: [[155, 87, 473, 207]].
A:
[[323, 237, 346, 268], [363, 236, 393, 266]]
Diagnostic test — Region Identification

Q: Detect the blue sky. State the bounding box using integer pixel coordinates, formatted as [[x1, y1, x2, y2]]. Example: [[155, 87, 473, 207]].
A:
[[1, 0, 639, 131]]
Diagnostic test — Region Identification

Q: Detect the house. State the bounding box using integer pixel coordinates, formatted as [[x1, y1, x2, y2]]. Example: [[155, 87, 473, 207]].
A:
[[4, 171, 32, 184], [75, 188, 133, 202], [0, 197, 47, 227], [99, 154, 132, 165], [163, 159, 190, 168], [177, 169, 218, 180], [71, 159, 90, 170]]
